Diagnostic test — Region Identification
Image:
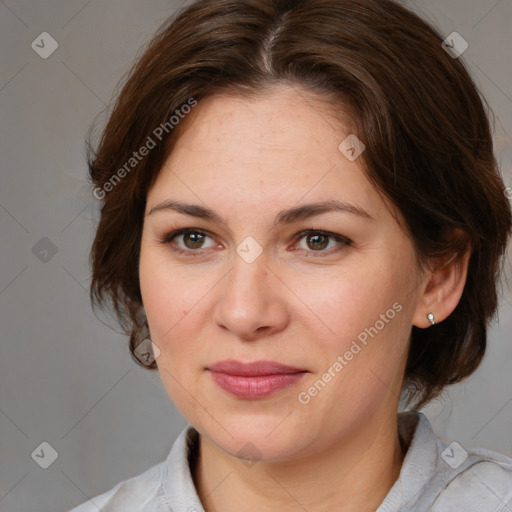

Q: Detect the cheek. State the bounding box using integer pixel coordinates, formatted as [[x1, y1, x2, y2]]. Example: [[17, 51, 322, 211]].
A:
[[293, 259, 407, 348], [139, 243, 208, 330], [294, 258, 412, 399], [138, 252, 207, 412], [139, 249, 187, 356]]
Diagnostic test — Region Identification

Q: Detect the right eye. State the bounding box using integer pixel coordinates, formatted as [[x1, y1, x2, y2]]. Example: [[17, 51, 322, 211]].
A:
[[160, 228, 218, 255]]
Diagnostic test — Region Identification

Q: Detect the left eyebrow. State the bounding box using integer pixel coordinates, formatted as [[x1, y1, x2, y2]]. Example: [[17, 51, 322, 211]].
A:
[[272, 199, 374, 227], [146, 199, 374, 226]]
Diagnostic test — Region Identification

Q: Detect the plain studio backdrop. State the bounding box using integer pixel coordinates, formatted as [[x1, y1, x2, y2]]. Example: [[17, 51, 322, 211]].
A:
[[0, 1, 511, 511]]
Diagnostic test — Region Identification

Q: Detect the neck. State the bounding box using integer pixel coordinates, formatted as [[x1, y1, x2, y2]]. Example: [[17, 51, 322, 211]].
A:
[[192, 412, 406, 512]]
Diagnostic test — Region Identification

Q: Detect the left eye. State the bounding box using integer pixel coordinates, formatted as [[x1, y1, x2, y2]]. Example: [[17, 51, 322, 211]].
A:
[[293, 230, 352, 256]]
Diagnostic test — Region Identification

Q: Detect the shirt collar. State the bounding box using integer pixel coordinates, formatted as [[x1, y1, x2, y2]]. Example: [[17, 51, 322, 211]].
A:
[[378, 411, 440, 510], [162, 411, 438, 512], [162, 425, 204, 512]]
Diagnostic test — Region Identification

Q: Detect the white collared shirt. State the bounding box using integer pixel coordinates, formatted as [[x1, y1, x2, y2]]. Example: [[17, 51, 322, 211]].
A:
[[68, 411, 512, 511]]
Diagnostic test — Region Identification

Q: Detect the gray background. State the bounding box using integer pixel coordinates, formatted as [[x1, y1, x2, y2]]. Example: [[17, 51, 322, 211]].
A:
[[0, 1, 511, 511]]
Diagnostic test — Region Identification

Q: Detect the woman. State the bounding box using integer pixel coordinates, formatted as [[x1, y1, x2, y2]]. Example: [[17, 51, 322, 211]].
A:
[[70, 0, 512, 510]]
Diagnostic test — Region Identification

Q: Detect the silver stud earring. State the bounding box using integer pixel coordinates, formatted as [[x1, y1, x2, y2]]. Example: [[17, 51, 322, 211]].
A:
[[427, 313, 435, 326]]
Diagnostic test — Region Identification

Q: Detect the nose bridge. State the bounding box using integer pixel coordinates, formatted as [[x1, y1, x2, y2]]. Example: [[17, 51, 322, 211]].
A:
[[213, 242, 288, 337], [226, 244, 270, 303]]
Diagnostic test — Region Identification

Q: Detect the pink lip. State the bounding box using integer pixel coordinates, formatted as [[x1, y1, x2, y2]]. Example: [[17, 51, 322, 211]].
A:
[[206, 359, 308, 398]]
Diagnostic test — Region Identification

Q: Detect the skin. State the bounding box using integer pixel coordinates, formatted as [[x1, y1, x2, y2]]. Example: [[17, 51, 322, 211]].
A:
[[139, 84, 470, 512]]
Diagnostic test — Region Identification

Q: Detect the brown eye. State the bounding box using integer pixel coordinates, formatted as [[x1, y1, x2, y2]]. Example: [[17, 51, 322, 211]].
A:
[[305, 233, 329, 251], [182, 231, 207, 249], [294, 230, 352, 257], [162, 229, 216, 255]]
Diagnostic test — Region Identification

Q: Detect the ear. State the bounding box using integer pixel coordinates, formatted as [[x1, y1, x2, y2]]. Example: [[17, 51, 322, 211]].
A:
[[412, 246, 471, 328]]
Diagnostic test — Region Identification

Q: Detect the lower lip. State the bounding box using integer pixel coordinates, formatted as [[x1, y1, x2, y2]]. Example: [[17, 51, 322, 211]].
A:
[[208, 370, 306, 398]]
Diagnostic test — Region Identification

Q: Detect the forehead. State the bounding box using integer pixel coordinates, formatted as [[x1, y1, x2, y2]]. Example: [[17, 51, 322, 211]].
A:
[[147, 85, 382, 221], [171, 86, 350, 161]]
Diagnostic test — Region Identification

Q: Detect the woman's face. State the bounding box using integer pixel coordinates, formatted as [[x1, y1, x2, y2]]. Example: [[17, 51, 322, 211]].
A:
[[139, 85, 427, 461]]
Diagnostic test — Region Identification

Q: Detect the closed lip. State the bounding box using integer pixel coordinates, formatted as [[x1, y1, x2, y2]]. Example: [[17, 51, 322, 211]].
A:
[[206, 359, 307, 376]]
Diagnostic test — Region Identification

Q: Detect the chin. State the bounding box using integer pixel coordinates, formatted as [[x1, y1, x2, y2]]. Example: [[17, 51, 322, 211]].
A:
[[197, 414, 310, 463]]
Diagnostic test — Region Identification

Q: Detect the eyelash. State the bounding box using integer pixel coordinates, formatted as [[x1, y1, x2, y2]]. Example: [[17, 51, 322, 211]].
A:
[[158, 228, 352, 258]]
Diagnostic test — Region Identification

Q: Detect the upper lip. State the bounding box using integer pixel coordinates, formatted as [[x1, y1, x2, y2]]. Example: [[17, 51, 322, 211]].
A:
[[207, 359, 306, 376]]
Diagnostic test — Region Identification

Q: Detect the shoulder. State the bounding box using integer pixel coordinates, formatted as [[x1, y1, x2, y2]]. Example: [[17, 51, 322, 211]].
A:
[[389, 411, 512, 511], [432, 445, 512, 511], [67, 460, 167, 512], [66, 425, 198, 512]]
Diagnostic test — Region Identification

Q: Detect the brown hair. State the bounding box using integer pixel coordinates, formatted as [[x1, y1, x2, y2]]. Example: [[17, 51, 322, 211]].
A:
[[87, 0, 512, 409]]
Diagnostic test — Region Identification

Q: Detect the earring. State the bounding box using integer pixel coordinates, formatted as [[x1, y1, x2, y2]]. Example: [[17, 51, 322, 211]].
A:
[[427, 313, 435, 326]]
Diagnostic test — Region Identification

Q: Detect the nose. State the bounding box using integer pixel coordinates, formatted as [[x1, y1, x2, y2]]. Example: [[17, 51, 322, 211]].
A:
[[212, 251, 290, 341]]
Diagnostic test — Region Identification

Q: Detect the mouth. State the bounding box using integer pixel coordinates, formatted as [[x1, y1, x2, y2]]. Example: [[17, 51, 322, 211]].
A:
[[206, 359, 308, 398]]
